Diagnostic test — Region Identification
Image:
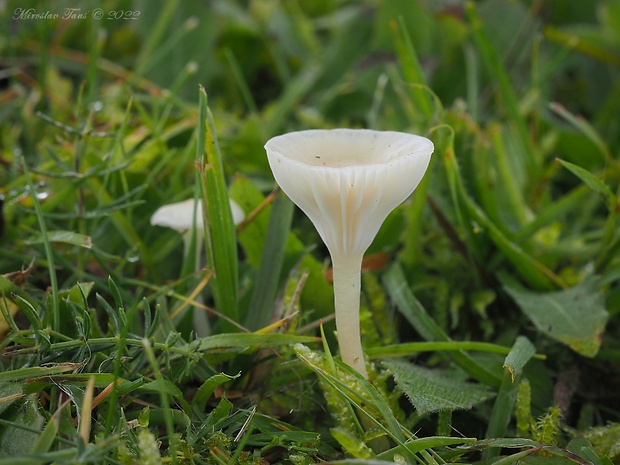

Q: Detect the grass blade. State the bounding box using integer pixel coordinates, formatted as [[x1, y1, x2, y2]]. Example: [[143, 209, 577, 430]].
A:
[[556, 158, 617, 213], [390, 17, 434, 123], [20, 157, 59, 334], [244, 192, 294, 331], [198, 87, 239, 330], [366, 340, 544, 360], [0, 364, 82, 383], [465, 2, 540, 176], [483, 337, 536, 460]]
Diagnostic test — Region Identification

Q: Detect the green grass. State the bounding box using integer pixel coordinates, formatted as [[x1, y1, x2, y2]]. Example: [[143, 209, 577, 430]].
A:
[[1, 0, 620, 463]]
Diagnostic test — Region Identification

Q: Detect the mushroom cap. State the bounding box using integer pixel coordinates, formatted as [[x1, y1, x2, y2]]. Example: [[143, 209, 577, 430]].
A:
[[150, 198, 245, 234], [265, 129, 433, 259], [150, 198, 203, 232], [229, 199, 245, 226]]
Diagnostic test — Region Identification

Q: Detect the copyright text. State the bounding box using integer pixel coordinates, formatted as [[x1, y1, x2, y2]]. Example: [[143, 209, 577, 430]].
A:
[[12, 8, 140, 21]]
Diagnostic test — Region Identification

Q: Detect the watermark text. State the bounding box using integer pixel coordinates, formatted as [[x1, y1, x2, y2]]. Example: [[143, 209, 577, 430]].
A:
[[12, 8, 140, 21]]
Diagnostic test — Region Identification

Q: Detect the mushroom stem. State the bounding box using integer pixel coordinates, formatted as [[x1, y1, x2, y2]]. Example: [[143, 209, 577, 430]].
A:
[[182, 231, 210, 337], [332, 253, 368, 379]]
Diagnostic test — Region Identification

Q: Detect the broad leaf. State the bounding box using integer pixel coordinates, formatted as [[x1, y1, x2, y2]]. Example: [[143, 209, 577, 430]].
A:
[[0, 395, 44, 456], [385, 360, 494, 416], [504, 277, 607, 357]]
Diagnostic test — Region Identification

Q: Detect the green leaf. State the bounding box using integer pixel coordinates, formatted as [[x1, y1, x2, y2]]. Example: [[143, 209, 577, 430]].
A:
[[198, 87, 238, 329], [484, 369, 522, 459], [193, 396, 233, 439], [550, 103, 612, 164], [385, 360, 495, 416], [244, 192, 294, 331], [465, 2, 539, 175], [503, 336, 537, 382], [556, 158, 617, 213], [192, 372, 240, 415], [127, 407, 191, 430], [0, 382, 23, 415], [463, 437, 613, 464], [107, 276, 124, 313], [390, 16, 434, 123], [58, 281, 94, 306], [139, 379, 183, 398], [461, 438, 543, 450], [13, 295, 42, 334], [378, 436, 477, 461], [20, 156, 60, 333], [366, 340, 532, 359], [483, 336, 537, 460], [96, 293, 123, 337], [0, 364, 83, 384], [24, 230, 92, 248], [504, 277, 608, 357], [30, 415, 58, 454], [0, 395, 45, 457], [229, 176, 272, 269], [197, 332, 320, 352], [20, 373, 133, 391]]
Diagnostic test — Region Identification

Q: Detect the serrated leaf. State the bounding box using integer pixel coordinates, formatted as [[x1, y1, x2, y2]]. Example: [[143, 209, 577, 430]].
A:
[[504, 277, 608, 357], [385, 360, 494, 416]]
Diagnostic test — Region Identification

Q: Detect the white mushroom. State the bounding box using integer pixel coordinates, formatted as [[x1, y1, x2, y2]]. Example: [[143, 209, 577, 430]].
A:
[[150, 197, 245, 336], [265, 129, 433, 377], [150, 198, 245, 259]]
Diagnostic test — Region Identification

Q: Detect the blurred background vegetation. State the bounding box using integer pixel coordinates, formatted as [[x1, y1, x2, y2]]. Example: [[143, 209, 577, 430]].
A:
[[0, 0, 619, 463]]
